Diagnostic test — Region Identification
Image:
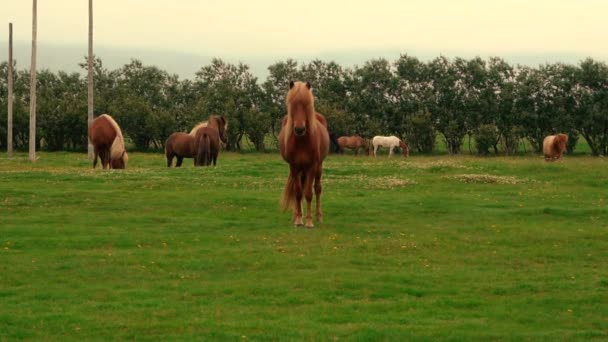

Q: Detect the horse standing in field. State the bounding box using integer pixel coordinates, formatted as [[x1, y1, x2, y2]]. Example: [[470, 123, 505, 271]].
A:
[[164, 117, 227, 167], [543, 134, 568, 162], [372, 136, 409, 157], [337, 136, 369, 155], [89, 114, 129, 169], [194, 115, 228, 167], [279, 81, 330, 228]]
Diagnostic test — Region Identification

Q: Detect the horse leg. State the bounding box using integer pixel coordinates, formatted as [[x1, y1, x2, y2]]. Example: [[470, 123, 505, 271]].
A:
[[166, 152, 174, 167], [176, 156, 184, 167], [93, 147, 99, 168], [293, 170, 304, 226], [374, 145, 378, 157], [304, 168, 315, 228], [314, 167, 323, 224], [389, 146, 394, 157], [100, 148, 109, 169]]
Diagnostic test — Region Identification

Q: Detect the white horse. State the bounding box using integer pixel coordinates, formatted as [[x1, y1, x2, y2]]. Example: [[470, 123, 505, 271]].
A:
[[372, 136, 409, 157]]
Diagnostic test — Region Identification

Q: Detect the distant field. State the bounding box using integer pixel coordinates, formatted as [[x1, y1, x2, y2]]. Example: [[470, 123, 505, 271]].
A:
[[1, 152, 607, 340]]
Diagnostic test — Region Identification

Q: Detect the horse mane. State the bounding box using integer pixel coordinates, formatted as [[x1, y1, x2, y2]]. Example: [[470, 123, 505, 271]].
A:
[[554, 134, 568, 153], [284, 81, 317, 146], [189, 121, 208, 136], [100, 114, 127, 161]]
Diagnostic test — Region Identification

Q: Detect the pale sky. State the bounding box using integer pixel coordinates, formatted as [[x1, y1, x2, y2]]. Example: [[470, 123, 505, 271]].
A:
[[2, 0, 607, 58]]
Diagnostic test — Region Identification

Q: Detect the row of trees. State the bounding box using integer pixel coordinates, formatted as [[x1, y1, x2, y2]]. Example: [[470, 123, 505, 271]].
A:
[[1, 55, 608, 155]]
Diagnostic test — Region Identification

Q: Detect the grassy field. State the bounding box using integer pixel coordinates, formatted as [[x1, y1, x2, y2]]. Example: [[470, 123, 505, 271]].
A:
[[1, 151, 607, 340]]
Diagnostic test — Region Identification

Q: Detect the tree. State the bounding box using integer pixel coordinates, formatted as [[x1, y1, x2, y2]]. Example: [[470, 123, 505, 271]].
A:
[[195, 59, 262, 151], [427, 56, 468, 154], [575, 59, 608, 156], [485, 57, 520, 155], [262, 59, 300, 143], [347, 59, 397, 138], [109, 60, 178, 150]]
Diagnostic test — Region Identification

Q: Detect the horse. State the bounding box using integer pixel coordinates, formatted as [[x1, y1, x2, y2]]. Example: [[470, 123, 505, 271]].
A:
[[337, 136, 369, 155], [279, 81, 330, 228], [372, 136, 409, 157], [164, 117, 227, 167], [89, 114, 128, 169], [543, 134, 568, 162], [194, 115, 228, 167]]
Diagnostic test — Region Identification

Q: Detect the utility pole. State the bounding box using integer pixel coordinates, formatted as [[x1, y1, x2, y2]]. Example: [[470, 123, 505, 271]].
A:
[[87, 0, 94, 159], [7, 23, 13, 156], [28, 0, 38, 162]]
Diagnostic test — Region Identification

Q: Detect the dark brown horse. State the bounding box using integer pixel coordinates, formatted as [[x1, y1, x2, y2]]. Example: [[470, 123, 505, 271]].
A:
[[337, 136, 368, 155], [89, 114, 128, 169], [194, 115, 228, 166], [279, 81, 330, 228], [164, 116, 227, 167]]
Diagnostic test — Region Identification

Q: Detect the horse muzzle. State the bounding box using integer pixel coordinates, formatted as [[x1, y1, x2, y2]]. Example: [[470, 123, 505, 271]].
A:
[[294, 127, 306, 136]]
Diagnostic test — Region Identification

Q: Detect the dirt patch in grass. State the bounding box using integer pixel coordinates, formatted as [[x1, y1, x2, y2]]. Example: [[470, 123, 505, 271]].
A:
[[325, 175, 416, 189], [444, 174, 527, 184], [401, 160, 472, 170]]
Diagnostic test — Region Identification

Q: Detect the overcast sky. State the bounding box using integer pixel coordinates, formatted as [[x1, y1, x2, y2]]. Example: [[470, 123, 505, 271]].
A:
[[2, 0, 607, 58]]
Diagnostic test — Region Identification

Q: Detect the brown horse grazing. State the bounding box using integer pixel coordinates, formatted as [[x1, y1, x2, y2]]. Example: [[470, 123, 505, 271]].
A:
[[164, 116, 227, 167], [337, 136, 369, 155], [279, 81, 330, 228], [543, 133, 568, 161], [89, 114, 128, 169], [194, 115, 228, 167]]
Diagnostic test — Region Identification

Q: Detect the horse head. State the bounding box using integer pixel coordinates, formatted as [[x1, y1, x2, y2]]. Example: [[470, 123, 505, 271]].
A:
[[111, 150, 128, 169], [287, 81, 315, 137], [217, 116, 228, 144], [400, 140, 410, 157], [209, 115, 228, 144], [358, 136, 368, 148]]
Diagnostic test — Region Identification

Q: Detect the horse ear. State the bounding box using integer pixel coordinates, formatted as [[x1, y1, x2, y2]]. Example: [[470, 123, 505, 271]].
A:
[[306, 81, 312, 90], [289, 81, 295, 89]]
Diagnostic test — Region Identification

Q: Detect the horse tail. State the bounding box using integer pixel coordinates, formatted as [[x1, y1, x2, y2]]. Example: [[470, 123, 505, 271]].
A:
[[196, 133, 211, 166], [203, 134, 211, 166], [281, 171, 296, 212]]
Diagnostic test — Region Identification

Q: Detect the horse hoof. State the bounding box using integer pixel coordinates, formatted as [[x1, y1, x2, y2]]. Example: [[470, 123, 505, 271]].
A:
[[305, 219, 314, 228], [294, 217, 304, 226]]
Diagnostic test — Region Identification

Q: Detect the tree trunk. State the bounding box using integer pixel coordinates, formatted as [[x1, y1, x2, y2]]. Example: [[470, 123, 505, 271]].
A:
[[28, 0, 37, 162], [7, 23, 13, 156], [87, 0, 94, 158]]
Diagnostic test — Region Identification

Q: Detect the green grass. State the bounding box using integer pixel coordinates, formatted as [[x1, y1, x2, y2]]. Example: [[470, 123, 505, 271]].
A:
[[1, 152, 607, 341]]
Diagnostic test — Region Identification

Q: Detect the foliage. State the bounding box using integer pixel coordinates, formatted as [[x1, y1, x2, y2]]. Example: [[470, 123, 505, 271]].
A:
[[405, 110, 436, 153], [475, 124, 500, 155], [2, 56, 608, 155]]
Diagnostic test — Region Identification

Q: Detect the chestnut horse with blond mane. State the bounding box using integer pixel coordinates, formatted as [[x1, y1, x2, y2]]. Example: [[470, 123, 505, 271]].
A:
[[89, 114, 129, 169], [543, 133, 568, 162], [337, 136, 369, 155], [194, 115, 228, 166], [164, 116, 227, 167], [279, 81, 330, 228]]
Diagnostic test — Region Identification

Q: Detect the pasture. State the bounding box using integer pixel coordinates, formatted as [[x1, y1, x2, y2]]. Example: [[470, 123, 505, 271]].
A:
[[1, 152, 607, 340]]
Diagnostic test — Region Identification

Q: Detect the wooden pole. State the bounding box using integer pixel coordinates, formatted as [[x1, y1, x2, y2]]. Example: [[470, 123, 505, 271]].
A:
[[28, 0, 37, 162], [87, 0, 94, 159], [7, 23, 13, 156]]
